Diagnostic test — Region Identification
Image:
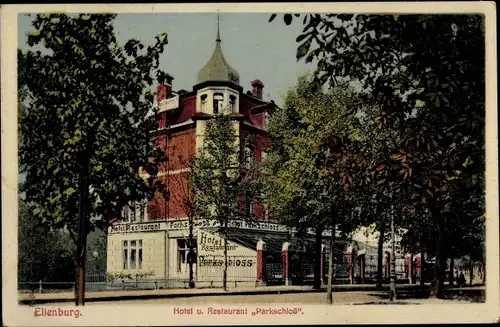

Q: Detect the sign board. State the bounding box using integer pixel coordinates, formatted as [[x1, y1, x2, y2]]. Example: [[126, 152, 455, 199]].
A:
[[109, 222, 164, 234], [197, 230, 255, 256], [196, 230, 256, 281], [108, 218, 340, 238], [158, 96, 179, 112], [165, 219, 290, 233]]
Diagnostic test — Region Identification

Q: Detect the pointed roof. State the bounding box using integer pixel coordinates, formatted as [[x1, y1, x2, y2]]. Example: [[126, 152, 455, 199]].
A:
[[196, 13, 240, 85]]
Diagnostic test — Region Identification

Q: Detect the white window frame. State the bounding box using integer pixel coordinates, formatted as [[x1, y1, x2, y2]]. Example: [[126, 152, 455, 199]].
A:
[[229, 95, 236, 112], [121, 199, 148, 223], [177, 239, 187, 273], [200, 94, 208, 112], [213, 93, 224, 114], [122, 239, 143, 271], [176, 238, 197, 272]]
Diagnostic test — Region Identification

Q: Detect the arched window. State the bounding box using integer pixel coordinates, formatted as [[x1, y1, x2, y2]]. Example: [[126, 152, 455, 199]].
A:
[[229, 95, 236, 112], [213, 93, 224, 114], [200, 94, 208, 112], [142, 199, 149, 221], [135, 202, 141, 222]]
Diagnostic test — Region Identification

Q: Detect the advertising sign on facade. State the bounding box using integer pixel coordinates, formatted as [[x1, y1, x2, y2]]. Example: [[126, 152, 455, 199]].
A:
[[109, 222, 163, 233], [197, 230, 254, 256], [158, 96, 179, 112], [196, 230, 256, 282]]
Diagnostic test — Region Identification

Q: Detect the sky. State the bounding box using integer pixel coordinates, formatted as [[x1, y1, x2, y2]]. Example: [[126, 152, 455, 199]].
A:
[[17, 13, 315, 107]]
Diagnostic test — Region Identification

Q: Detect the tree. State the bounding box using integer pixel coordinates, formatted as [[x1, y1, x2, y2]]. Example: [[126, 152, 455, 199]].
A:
[[168, 155, 197, 288], [263, 75, 367, 301], [269, 13, 485, 298], [189, 113, 257, 291], [18, 200, 75, 289], [18, 13, 169, 305], [86, 227, 107, 274]]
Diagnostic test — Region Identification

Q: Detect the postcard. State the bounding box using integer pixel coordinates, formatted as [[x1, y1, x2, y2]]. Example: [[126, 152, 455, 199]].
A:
[[2, 2, 499, 326]]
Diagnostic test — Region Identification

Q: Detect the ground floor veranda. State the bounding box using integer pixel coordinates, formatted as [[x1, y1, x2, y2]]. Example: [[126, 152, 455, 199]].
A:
[[105, 219, 445, 289]]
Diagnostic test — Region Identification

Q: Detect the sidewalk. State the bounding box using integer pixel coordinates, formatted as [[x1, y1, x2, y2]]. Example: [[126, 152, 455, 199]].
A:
[[19, 283, 435, 305]]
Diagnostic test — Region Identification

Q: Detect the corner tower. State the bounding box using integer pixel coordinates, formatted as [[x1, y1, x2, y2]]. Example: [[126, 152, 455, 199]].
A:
[[194, 13, 243, 152], [194, 13, 242, 115]]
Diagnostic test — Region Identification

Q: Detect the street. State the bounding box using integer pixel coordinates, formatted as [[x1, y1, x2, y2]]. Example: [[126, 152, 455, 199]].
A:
[[35, 289, 483, 306], [37, 291, 386, 305]]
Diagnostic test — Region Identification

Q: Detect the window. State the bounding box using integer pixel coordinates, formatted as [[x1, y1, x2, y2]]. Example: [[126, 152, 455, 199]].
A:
[[213, 93, 224, 114], [121, 200, 148, 223], [263, 203, 269, 220], [123, 241, 129, 269], [177, 239, 187, 272], [200, 94, 208, 112], [263, 112, 270, 130], [142, 200, 148, 221], [122, 207, 130, 223], [138, 240, 143, 269], [134, 203, 141, 222], [122, 239, 143, 270], [229, 95, 236, 112], [130, 241, 137, 269]]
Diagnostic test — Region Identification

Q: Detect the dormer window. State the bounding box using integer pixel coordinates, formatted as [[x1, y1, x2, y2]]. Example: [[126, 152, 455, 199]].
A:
[[200, 94, 208, 112], [229, 95, 236, 112], [213, 93, 224, 114]]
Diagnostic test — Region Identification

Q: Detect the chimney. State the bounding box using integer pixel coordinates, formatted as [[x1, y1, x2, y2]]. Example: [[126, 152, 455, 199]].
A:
[[156, 73, 175, 103], [251, 79, 264, 99]]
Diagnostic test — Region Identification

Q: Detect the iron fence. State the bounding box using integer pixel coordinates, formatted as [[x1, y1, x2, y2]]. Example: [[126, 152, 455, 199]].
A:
[[264, 251, 283, 285], [18, 278, 197, 293]]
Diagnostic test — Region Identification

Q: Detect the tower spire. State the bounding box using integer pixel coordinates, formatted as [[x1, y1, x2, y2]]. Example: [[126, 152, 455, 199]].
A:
[[216, 10, 221, 42]]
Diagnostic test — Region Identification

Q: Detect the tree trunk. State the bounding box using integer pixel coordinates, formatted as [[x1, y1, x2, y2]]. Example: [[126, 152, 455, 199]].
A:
[[223, 221, 228, 291], [430, 217, 446, 298], [313, 225, 324, 290], [74, 157, 90, 306], [326, 223, 337, 304], [469, 262, 474, 286], [420, 236, 425, 287], [188, 215, 195, 289], [448, 253, 454, 286], [376, 220, 386, 288]]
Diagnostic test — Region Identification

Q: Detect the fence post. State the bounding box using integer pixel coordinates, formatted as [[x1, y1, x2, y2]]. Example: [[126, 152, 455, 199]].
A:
[[282, 242, 291, 286], [384, 251, 390, 280], [256, 240, 266, 287], [359, 253, 365, 283], [39, 280, 42, 293], [415, 254, 422, 283], [405, 253, 413, 284], [320, 244, 326, 286], [346, 246, 356, 284]]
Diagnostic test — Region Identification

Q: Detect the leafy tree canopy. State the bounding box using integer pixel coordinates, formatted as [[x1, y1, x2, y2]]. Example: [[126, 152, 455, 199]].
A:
[[18, 13, 169, 238]]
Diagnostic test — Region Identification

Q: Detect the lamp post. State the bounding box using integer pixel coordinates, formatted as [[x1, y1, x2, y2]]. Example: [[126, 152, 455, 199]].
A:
[[389, 204, 397, 301]]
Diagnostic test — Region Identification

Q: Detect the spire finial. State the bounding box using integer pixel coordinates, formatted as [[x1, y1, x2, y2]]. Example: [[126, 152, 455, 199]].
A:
[[216, 10, 221, 42]]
